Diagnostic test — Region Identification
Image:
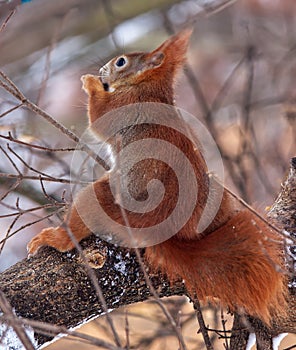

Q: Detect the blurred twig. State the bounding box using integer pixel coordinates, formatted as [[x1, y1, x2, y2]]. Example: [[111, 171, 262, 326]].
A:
[[0, 7, 15, 33], [0, 312, 125, 350], [0, 70, 111, 171], [192, 296, 214, 350]]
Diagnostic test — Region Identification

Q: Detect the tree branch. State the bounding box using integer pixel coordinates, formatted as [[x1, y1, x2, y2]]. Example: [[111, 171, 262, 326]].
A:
[[0, 236, 185, 347]]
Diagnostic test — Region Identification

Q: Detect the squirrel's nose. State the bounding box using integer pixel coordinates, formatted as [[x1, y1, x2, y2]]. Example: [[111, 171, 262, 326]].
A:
[[99, 64, 109, 77], [99, 66, 110, 85]]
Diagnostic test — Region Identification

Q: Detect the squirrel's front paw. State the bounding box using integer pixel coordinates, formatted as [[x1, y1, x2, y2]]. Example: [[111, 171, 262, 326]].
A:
[[27, 228, 53, 256], [81, 74, 104, 94], [27, 227, 75, 256]]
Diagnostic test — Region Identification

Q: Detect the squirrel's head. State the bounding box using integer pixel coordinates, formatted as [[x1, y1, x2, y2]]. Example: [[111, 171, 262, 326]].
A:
[[98, 29, 192, 93], [81, 30, 192, 123]]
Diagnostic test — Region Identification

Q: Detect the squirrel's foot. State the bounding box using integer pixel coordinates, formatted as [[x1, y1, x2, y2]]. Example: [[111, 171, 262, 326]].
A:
[[27, 227, 75, 256]]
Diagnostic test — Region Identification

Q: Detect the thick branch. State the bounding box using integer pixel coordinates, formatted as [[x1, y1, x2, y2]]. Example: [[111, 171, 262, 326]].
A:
[[0, 237, 185, 346]]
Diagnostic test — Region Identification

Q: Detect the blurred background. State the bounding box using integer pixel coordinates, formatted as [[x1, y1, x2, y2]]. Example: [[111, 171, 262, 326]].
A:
[[0, 0, 295, 349]]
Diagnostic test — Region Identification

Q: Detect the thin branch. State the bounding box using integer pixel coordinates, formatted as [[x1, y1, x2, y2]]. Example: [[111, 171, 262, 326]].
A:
[[6, 144, 56, 179], [220, 309, 230, 350], [0, 172, 77, 184], [213, 176, 285, 237], [192, 296, 214, 350], [0, 168, 60, 206], [0, 212, 21, 253], [0, 71, 110, 171], [0, 314, 124, 350], [200, 0, 238, 15], [0, 144, 22, 175], [0, 203, 64, 219], [0, 175, 21, 201], [0, 8, 16, 33], [0, 103, 23, 118], [0, 133, 76, 152], [0, 210, 60, 246]]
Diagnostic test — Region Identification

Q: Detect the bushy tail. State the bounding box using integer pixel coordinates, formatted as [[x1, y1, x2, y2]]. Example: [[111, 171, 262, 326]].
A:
[[146, 210, 287, 324]]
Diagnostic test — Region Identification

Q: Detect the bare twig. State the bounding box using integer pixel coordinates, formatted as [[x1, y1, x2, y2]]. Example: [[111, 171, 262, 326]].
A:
[[36, 11, 71, 106], [0, 71, 110, 171], [0, 144, 22, 175], [0, 212, 21, 253], [0, 8, 15, 33], [0, 133, 76, 152], [192, 296, 214, 350], [0, 210, 59, 246], [0, 172, 73, 183], [124, 310, 130, 350], [220, 309, 230, 350], [0, 314, 124, 350], [0, 103, 23, 118]]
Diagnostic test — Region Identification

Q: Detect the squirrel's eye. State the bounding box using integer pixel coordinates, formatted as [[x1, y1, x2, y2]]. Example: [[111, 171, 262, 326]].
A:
[[115, 57, 126, 68]]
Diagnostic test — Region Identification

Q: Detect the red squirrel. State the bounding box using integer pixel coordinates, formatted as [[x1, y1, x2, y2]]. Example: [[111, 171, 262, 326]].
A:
[[27, 30, 287, 324]]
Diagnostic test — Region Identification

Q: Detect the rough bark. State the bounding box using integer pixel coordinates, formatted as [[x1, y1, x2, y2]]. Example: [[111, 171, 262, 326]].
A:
[[0, 237, 185, 346]]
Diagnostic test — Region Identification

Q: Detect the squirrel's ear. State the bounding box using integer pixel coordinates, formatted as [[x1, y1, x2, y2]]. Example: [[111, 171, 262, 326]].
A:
[[149, 52, 165, 67], [152, 29, 192, 63], [147, 29, 192, 75]]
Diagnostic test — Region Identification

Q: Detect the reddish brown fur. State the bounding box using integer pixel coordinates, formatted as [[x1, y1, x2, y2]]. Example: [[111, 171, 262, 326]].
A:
[[28, 30, 287, 324], [146, 210, 286, 321]]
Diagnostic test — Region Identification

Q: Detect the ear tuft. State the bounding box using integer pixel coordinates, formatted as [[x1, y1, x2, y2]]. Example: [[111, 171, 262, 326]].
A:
[[151, 29, 193, 74], [164, 29, 193, 51]]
